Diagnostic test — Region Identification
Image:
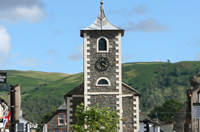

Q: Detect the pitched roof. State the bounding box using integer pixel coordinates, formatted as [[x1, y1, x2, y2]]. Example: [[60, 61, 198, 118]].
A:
[[122, 82, 140, 95], [0, 97, 8, 105], [80, 1, 124, 37], [139, 112, 161, 126], [41, 102, 67, 125], [64, 83, 84, 97], [160, 123, 173, 132], [58, 102, 67, 110]]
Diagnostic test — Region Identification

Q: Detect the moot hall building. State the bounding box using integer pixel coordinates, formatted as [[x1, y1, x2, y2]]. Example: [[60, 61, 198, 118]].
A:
[[64, 1, 140, 131]]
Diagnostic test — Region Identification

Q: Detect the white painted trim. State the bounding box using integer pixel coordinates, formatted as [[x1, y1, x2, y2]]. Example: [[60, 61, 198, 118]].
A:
[[83, 33, 91, 109], [115, 33, 123, 132], [121, 94, 133, 97], [115, 33, 122, 93], [67, 97, 73, 131], [72, 95, 84, 97], [96, 77, 111, 86], [58, 113, 64, 125], [97, 36, 109, 53], [133, 96, 139, 131], [86, 92, 122, 95]]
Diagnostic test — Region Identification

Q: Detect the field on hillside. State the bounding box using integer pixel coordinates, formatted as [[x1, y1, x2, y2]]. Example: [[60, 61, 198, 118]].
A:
[[0, 61, 200, 122]]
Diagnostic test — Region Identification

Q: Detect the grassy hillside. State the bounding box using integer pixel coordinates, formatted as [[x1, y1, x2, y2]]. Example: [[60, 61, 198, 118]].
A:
[[0, 61, 200, 122]]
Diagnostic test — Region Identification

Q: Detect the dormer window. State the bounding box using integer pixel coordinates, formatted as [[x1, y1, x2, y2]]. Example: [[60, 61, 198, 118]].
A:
[[97, 37, 109, 52], [58, 113, 64, 125], [96, 77, 110, 86]]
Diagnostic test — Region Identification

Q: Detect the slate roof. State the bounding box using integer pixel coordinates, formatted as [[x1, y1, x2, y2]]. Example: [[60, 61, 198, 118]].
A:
[[139, 112, 161, 126], [122, 82, 140, 96], [80, 1, 124, 37], [64, 83, 84, 97], [42, 102, 67, 124], [58, 102, 67, 110], [160, 124, 173, 132]]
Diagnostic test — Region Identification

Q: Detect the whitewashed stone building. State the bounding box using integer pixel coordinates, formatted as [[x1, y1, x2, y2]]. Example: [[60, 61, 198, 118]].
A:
[[64, 1, 140, 132], [16, 110, 38, 132], [139, 112, 162, 132]]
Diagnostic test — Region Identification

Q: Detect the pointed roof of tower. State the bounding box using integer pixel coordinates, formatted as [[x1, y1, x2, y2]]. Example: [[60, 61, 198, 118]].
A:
[[81, 1, 124, 37]]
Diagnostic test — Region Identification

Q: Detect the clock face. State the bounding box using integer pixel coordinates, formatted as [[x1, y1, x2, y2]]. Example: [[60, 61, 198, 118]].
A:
[[95, 57, 109, 71]]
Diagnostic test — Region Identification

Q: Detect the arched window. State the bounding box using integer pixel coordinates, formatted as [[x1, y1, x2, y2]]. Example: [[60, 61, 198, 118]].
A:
[[96, 77, 110, 86], [99, 38, 107, 51], [97, 37, 109, 52], [98, 79, 108, 84]]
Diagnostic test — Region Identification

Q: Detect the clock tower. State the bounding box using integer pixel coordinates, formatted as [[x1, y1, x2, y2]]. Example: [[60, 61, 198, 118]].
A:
[[65, 1, 140, 131]]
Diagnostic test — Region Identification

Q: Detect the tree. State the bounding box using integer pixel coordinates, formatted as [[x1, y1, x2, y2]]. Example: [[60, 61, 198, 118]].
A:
[[72, 103, 121, 132], [148, 99, 183, 122], [39, 106, 57, 124], [166, 76, 173, 86], [174, 66, 180, 76], [167, 59, 171, 63], [185, 67, 190, 75]]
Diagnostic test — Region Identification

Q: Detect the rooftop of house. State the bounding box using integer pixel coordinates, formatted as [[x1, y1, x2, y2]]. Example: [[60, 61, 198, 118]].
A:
[[58, 102, 67, 110], [0, 97, 8, 105], [139, 112, 161, 126]]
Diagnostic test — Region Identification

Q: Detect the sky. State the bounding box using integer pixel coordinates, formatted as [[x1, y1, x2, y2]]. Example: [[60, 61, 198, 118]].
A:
[[0, 0, 200, 74]]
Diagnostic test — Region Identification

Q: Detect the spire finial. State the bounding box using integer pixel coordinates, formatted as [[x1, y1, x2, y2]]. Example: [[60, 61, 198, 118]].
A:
[[100, 1, 104, 11], [100, 0, 103, 5]]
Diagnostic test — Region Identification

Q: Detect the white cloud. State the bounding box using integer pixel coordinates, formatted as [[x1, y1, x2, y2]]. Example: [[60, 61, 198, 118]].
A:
[[0, 25, 11, 68], [125, 18, 169, 33], [18, 57, 38, 67], [153, 59, 162, 62], [131, 6, 147, 14], [67, 44, 83, 61], [110, 6, 147, 15], [194, 52, 200, 61], [0, 0, 45, 23]]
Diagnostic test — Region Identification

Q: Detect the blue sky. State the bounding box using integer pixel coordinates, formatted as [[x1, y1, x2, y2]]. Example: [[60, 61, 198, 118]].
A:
[[0, 0, 200, 74]]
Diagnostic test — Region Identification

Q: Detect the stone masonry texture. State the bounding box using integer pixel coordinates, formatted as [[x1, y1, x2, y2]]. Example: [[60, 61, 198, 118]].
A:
[[86, 31, 120, 93], [88, 94, 118, 111], [122, 97, 134, 131], [71, 97, 84, 124]]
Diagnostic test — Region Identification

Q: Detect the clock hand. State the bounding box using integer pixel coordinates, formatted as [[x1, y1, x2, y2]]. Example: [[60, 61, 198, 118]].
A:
[[102, 63, 108, 67]]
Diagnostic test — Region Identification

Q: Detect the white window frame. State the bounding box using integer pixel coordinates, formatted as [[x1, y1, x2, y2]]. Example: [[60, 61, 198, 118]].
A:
[[97, 36, 109, 53], [96, 77, 111, 86], [65, 113, 67, 125], [58, 113, 64, 125]]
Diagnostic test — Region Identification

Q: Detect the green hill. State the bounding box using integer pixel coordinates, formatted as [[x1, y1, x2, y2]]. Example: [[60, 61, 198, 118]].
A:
[[0, 61, 199, 122]]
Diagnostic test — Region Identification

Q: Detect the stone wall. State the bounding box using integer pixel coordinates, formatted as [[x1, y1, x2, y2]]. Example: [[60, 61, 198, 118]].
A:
[[122, 97, 134, 131], [71, 97, 84, 124], [88, 94, 118, 111]]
